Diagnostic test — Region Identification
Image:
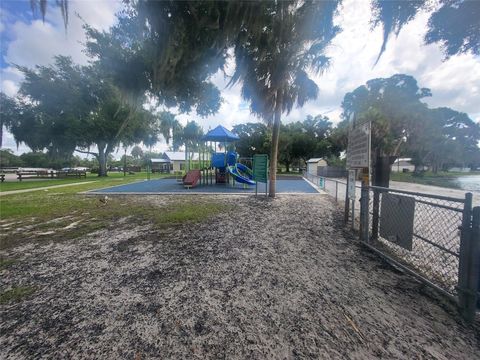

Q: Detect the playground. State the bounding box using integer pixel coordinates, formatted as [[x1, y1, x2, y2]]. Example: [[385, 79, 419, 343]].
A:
[[88, 177, 318, 195], [88, 125, 320, 196]]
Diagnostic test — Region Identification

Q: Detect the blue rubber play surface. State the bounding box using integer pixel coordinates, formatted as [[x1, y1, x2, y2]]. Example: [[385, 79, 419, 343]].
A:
[[88, 178, 319, 194]]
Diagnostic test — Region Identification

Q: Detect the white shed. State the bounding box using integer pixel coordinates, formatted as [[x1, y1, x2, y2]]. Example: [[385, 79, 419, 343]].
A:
[[306, 158, 327, 176]]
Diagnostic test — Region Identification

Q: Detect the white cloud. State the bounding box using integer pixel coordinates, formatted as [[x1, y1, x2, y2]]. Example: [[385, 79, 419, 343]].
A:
[[1, 79, 18, 96], [4, 0, 122, 69]]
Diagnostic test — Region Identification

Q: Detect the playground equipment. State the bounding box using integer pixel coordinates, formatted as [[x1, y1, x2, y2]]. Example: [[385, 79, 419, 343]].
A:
[[181, 124, 266, 189], [182, 169, 201, 189], [253, 154, 269, 196], [227, 163, 255, 185]]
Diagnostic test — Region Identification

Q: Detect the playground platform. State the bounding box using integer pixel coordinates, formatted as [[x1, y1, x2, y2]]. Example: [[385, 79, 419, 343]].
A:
[[87, 177, 320, 195]]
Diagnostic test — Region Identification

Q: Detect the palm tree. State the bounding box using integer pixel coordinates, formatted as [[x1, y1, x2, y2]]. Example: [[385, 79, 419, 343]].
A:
[[228, 1, 339, 197]]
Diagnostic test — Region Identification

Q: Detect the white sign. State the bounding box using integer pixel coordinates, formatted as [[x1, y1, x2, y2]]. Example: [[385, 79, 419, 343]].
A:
[[346, 121, 371, 168], [348, 170, 356, 199]]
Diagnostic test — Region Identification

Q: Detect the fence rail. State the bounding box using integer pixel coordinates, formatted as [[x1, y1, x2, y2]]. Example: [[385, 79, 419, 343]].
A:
[[360, 184, 480, 322], [303, 172, 360, 229], [303, 171, 348, 202], [303, 171, 480, 322], [367, 186, 465, 295]]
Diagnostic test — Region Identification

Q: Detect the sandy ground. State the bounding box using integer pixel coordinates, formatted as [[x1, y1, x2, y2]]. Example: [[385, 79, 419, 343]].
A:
[[1, 194, 479, 359]]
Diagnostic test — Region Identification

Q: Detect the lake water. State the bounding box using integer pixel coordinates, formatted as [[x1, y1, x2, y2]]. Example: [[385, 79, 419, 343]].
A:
[[455, 175, 480, 192]]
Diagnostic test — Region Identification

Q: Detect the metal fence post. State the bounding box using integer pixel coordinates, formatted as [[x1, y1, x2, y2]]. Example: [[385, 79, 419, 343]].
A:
[[335, 181, 338, 202], [359, 184, 369, 242], [471, 207, 480, 313], [372, 189, 380, 240], [457, 193, 474, 321], [344, 182, 350, 225], [351, 198, 355, 230], [460, 206, 480, 322]]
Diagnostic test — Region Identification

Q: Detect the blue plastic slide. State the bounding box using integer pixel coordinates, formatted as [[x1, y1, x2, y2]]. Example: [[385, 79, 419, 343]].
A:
[[227, 164, 256, 185]]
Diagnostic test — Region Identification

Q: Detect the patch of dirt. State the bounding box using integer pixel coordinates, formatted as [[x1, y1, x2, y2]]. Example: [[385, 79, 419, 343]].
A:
[[61, 220, 83, 230], [1, 194, 479, 359]]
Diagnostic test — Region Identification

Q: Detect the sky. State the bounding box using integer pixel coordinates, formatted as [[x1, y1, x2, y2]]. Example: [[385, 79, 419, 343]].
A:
[[1, 0, 479, 158]]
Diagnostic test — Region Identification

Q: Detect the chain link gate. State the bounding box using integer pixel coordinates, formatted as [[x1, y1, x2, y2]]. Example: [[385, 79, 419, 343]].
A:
[[359, 184, 480, 322]]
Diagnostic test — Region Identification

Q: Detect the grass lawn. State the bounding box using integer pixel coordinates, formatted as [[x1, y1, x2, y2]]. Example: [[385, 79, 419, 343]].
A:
[[0, 171, 169, 192], [0, 286, 36, 304], [390, 171, 480, 189], [0, 172, 227, 251]]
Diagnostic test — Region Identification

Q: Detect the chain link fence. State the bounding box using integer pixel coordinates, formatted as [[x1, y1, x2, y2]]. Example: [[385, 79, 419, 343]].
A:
[[303, 172, 360, 229], [367, 186, 465, 295], [302, 171, 480, 321], [303, 172, 347, 203], [359, 185, 480, 322]]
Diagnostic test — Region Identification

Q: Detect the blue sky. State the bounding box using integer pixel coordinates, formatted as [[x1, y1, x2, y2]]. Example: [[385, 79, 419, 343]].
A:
[[1, 0, 479, 157], [0, 1, 35, 68]]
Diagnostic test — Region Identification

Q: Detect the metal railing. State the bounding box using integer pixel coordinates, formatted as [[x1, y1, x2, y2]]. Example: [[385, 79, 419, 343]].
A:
[[304, 173, 480, 321], [303, 171, 347, 203], [303, 171, 361, 230], [358, 184, 480, 322], [304, 169, 480, 321]]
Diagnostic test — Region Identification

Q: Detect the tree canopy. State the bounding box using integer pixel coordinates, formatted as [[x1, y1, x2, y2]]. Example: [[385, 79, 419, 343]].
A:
[[3, 56, 160, 176], [233, 115, 340, 173], [341, 73, 480, 172]]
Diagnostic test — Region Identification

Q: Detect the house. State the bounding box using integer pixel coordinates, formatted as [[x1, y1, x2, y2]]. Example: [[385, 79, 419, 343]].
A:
[[150, 158, 171, 173], [155, 151, 199, 173], [306, 158, 327, 176], [391, 158, 416, 173]]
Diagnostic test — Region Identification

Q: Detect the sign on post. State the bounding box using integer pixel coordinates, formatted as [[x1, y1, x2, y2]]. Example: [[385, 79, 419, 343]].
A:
[[379, 194, 415, 250], [346, 119, 371, 228], [253, 154, 269, 196], [346, 121, 371, 169], [348, 170, 356, 200]]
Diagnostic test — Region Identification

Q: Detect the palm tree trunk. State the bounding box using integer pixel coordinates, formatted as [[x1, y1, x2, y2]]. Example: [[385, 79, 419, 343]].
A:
[[269, 90, 282, 198]]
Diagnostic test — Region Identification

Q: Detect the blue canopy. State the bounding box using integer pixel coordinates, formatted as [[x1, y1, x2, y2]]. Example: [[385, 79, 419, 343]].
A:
[[202, 125, 240, 142]]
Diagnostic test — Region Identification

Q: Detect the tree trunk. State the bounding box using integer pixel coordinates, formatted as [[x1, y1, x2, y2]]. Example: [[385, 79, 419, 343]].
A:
[[0, 120, 3, 148], [97, 143, 108, 177], [285, 162, 290, 173], [269, 91, 282, 198]]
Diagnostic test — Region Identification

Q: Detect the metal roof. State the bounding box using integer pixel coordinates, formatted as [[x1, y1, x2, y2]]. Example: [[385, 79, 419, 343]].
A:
[[163, 152, 199, 161], [306, 158, 325, 163], [151, 158, 170, 163]]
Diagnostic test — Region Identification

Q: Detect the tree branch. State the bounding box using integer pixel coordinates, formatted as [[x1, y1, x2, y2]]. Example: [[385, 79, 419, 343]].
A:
[[75, 149, 98, 157]]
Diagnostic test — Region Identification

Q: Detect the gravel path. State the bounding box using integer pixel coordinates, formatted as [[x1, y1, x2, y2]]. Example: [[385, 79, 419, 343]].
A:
[[1, 194, 479, 359]]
